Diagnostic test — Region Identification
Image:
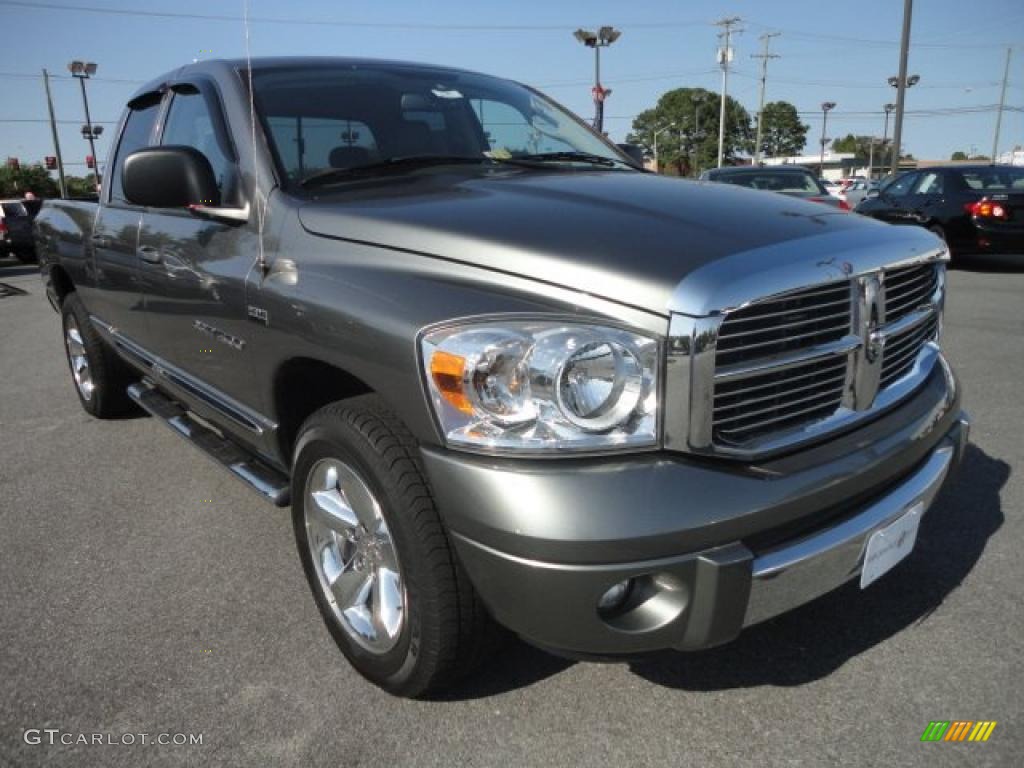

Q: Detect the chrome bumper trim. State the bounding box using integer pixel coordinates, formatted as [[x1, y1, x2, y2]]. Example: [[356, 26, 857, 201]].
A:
[[743, 418, 967, 626]]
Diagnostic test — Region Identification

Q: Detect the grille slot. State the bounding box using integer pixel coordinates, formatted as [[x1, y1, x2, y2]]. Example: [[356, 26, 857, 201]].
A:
[[715, 282, 851, 367], [880, 313, 939, 389], [713, 356, 848, 444], [884, 264, 938, 323]]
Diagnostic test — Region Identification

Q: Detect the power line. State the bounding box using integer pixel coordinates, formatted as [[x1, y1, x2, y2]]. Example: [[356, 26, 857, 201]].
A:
[[0, 70, 145, 84], [0, 1, 708, 31]]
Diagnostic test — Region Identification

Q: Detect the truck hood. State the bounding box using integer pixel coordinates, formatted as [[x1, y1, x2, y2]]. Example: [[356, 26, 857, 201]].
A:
[[298, 169, 941, 316]]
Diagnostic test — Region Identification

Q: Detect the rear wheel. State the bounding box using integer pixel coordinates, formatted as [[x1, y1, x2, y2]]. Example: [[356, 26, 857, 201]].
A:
[[291, 396, 494, 697], [60, 293, 135, 417]]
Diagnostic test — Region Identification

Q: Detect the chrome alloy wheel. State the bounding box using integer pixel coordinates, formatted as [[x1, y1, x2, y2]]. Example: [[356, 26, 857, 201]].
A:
[[304, 458, 406, 654], [64, 316, 94, 401]]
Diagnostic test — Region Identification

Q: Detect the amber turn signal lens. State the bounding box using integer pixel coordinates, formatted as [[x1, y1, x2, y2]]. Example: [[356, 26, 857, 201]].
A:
[[430, 350, 473, 414]]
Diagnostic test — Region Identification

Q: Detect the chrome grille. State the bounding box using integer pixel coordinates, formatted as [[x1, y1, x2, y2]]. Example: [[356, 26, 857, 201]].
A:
[[884, 263, 939, 323], [673, 259, 946, 457], [880, 312, 939, 389], [715, 282, 851, 367], [713, 356, 848, 444]]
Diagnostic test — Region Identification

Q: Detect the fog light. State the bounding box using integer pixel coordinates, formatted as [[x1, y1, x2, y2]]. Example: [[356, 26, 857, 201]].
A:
[[597, 579, 632, 611]]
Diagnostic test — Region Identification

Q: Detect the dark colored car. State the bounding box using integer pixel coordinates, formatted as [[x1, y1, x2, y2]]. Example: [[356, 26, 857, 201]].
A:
[[0, 199, 36, 262], [34, 58, 968, 697], [856, 164, 1024, 257], [700, 166, 851, 210]]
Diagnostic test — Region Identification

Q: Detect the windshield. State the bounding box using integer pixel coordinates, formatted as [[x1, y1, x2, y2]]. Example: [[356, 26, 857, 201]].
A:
[[250, 63, 630, 186], [715, 171, 822, 195], [957, 167, 1024, 192]]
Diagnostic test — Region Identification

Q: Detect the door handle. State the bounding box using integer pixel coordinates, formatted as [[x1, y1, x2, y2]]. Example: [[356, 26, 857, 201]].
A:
[[137, 245, 162, 264], [90, 234, 110, 248]]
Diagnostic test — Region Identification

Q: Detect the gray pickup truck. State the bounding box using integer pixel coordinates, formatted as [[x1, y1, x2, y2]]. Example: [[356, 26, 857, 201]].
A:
[[35, 57, 969, 697]]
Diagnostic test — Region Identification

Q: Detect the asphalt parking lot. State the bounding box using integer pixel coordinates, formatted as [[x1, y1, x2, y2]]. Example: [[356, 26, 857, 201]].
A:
[[0, 253, 1021, 767]]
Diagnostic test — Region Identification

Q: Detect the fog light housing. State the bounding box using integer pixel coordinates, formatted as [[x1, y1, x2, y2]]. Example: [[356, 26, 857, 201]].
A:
[[597, 579, 632, 612]]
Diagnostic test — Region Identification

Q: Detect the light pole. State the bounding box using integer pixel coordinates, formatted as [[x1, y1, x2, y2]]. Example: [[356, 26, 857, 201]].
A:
[[888, 0, 918, 175], [653, 123, 676, 173], [573, 27, 621, 134], [880, 103, 896, 179], [69, 60, 101, 189], [819, 101, 836, 176]]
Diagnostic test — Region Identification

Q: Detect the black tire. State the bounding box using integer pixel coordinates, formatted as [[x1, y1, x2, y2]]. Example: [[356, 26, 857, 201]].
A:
[[291, 395, 494, 697], [60, 292, 136, 417]]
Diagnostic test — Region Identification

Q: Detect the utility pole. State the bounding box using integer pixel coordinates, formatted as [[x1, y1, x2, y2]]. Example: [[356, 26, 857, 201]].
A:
[[42, 69, 67, 198], [890, 0, 913, 176], [992, 47, 1012, 162], [751, 32, 780, 165], [715, 17, 741, 168]]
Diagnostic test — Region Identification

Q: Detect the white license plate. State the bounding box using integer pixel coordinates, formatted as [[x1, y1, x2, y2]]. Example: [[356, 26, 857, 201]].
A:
[[860, 502, 924, 589]]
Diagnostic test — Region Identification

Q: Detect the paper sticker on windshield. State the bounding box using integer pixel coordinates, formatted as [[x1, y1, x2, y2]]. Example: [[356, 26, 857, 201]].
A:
[[432, 87, 463, 99]]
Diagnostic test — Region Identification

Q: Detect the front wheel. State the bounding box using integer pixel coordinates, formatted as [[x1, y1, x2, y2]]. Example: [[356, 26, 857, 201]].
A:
[[291, 396, 494, 697]]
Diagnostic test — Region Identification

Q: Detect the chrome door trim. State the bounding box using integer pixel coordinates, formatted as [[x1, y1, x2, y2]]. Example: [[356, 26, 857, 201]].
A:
[[89, 314, 276, 436]]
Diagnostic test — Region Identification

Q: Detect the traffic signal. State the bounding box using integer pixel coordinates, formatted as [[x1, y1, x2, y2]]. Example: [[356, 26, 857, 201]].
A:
[[6, 157, 19, 170], [45, 156, 57, 170], [86, 155, 95, 169]]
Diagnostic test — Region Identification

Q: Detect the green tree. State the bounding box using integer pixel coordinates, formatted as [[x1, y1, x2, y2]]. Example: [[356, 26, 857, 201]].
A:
[[65, 174, 99, 198], [831, 134, 878, 159], [757, 101, 808, 158], [0, 163, 60, 198], [950, 151, 968, 161], [627, 87, 751, 175]]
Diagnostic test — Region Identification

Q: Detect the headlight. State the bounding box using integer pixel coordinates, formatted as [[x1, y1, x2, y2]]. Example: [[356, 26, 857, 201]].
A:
[[421, 321, 660, 453]]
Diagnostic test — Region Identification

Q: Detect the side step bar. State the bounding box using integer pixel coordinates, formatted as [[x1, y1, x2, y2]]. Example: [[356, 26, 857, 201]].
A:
[[128, 380, 290, 507]]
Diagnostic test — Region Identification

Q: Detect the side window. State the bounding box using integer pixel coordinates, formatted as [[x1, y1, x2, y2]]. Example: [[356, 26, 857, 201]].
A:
[[108, 97, 161, 205], [161, 89, 233, 199], [914, 171, 944, 195], [884, 173, 917, 198]]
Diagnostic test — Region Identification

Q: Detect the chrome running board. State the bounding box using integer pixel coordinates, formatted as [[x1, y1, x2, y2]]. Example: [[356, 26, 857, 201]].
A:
[[127, 380, 290, 507]]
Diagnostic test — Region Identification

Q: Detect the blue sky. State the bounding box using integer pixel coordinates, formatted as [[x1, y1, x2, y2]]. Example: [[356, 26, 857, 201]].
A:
[[1, 0, 1022, 176]]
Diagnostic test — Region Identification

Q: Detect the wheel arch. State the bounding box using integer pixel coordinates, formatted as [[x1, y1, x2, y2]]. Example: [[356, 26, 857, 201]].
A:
[[272, 356, 374, 465]]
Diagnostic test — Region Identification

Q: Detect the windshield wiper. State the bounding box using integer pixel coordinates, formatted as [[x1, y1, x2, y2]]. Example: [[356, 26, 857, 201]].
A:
[[300, 155, 493, 188], [498, 151, 631, 169]]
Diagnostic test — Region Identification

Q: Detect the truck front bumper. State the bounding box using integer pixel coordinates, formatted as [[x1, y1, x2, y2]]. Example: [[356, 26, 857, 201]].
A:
[[421, 361, 968, 656]]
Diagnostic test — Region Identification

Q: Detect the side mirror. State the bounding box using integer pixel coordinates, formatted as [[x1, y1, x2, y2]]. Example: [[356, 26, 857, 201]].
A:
[[865, 188, 880, 199], [123, 146, 219, 208], [616, 143, 646, 167], [123, 146, 249, 223]]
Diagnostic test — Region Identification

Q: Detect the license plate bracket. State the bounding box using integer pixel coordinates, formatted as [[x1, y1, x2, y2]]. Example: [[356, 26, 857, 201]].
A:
[[860, 501, 924, 589]]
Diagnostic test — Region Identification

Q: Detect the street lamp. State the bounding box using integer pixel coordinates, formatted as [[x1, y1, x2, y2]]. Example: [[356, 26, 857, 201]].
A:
[[573, 26, 621, 134], [69, 60, 101, 189], [879, 103, 896, 179], [887, 73, 919, 175], [652, 123, 676, 173], [819, 101, 836, 176]]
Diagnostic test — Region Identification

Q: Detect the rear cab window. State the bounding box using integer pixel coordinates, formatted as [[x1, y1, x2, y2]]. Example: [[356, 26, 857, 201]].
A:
[[108, 95, 163, 206]]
